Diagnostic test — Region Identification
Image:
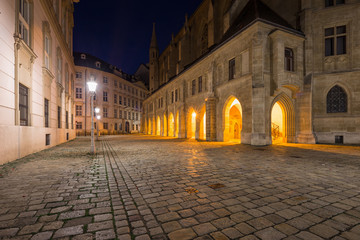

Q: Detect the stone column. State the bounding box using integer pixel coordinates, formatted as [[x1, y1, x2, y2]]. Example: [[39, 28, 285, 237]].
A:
[[206, 97, 217, 141]]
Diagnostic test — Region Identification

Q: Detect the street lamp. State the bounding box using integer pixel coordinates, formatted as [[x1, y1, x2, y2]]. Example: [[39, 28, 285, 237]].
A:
[[87, 77, 97, 154]]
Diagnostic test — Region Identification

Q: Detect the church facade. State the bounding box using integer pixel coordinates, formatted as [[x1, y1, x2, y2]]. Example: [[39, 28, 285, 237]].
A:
[[142, 0, 360, 145]]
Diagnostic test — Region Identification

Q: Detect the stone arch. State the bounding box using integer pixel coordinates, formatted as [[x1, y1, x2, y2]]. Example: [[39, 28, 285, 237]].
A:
[[270, 93, 295, 144], [223, 96, 243, 143], [168, 112, 175, 137], [199, 105, 206, 140], [156, 116, 161, 136], [186, 107, 197, 139]]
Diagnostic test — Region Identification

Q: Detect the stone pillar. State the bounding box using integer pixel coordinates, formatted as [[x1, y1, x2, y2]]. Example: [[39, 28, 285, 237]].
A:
[[206, 97, 217, 141]]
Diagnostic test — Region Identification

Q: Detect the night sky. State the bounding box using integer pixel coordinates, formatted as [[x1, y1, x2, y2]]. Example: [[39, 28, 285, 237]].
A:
[[73, 0, 202, 74]]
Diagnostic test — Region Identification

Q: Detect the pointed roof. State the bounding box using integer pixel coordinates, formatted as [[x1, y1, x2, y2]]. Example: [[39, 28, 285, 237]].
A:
[[223, 0, 295, 40], [150, 23, 158, 49]]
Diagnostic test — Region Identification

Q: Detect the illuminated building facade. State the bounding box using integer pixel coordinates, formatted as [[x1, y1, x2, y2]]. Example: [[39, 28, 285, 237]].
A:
[[0, 0, 77, 164], [74, 53, 148, 135], [143, 0, 360, 145]]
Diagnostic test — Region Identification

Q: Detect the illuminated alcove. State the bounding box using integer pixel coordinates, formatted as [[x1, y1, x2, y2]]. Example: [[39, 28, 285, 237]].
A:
[[224, 97, 242, 143]]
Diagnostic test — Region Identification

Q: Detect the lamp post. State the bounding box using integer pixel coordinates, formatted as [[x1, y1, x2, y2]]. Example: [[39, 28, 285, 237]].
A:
[[96, 113, 100, 141], [87, 78, 97, 154]]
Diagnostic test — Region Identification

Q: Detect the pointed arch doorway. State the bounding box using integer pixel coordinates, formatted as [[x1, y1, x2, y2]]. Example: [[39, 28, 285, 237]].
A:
[[224, 97, 242, 143]]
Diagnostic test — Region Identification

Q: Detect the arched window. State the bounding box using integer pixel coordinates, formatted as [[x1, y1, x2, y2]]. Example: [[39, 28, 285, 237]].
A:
[[285, 48, 294, 71], [327, 85, 347, 113]]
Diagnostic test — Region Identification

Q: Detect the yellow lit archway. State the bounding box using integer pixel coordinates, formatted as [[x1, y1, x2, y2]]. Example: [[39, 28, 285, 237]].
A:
[[187, 108, 197, 139], [169, 113, 175, 137], [148, 118, 152, 135], [156, 116, 161, 136], [224, 97, 242, 143], [270, 93, 295, 144]]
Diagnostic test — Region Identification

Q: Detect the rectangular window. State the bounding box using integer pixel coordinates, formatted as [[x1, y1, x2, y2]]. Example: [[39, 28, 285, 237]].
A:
[[76, 105, 82, 116], [103, 76, 108, 83], [171, 91, 174, 103], [76, 88, 82, 98], [115, 123, 118, 131], [44, 35, 50, 69], [44, 98, 49, 128], [103, 123, 108, 130], [191, 80, 196, 96], [19, 84, 29, 126], [103, 107, 108, 118], [103, 91, 108, 102], [132, 112, 135, 120], [132, 99, 135, 108], [325, 25, 346, 56], [76, 72, 82, 78], [46, 134, 50, 146], [136, 113, 138, 121], [136, 101, 138, 108], [198, 76, 203, 93], [119, 83, 122, 89], [57, 106, 61, 128], [71, 114, 74, 129], [119, 110, 122, 119], [114, 94, 117, 104], [76, 122, 82, 129], [124, 97, 126, 106], [119, 96, 122, 105], [19, 0, 30, 45], [229, 58, 235, 80], [114, 80, 117, 87], [66, 111, 69, 129], [114, 109, 117, 118], [124, 111, 127, 120]]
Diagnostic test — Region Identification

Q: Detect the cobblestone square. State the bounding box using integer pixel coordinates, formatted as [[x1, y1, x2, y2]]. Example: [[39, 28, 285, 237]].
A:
[[1, 135, 360, 239]]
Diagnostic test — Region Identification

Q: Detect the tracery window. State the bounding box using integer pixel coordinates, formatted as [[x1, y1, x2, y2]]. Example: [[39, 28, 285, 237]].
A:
[[285, 48, 294, 71], [327, 85, 347, 113]]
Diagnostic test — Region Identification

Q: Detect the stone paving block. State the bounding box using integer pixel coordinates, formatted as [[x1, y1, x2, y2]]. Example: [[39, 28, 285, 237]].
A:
[[42, 221, 64, 231], [87, 220, 113, 232], [89, 207, 111, 215], [276, 209, 301, 220], [0, 228, 19, 238], [179, 217, 199, 227], [118, 234, 132, 240], [287, 217, 314, 230], [38, 214, 58, 223], [274, 223, 299, 235], [168, 228, 197, 240], [95, 229, 116, 240], [309, 223, 339, 238], [30, 231, 53, 240], [53, 225, 84, 238], [72, 233, 94, 240], [162, 221, 182, 233], [58, 210, 85, 220], [133, 227, 147, 236], [193, 222, 217, 235], [296, 231, 323, 240], [50, 206, 72, 214], [230, 212, 253, 223], [195, 211, 218, 223], [212, 217, 236, 229], [222, 227, 243, 239], [247, 217, 273, 230], [157, 212, 181, 223], [18, 211, 37, 218], [254, 227, 286, 240], [63, 216, 93, 227], [18, 223, 43, 235], [210, 231, 229, 240], [0, 213, 18, 221]]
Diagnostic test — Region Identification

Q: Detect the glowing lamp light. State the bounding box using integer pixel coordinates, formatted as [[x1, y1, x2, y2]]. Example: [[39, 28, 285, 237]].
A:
[[95, 107, 100, 114], [96, 115, 101, 120], [192, 112, 197, 118], [87, 81, 97, 93]]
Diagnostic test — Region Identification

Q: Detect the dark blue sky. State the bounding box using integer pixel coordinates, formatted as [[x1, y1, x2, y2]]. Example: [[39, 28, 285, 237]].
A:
[[73, 0, 202, 74]]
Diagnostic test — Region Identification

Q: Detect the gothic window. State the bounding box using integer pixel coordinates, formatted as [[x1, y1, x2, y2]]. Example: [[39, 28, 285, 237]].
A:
[[327, 85, 347, 113], [325, 25, 346, 56], [201, 24, 208, 54], [229, 59, 235, 80], [325, 0, 345, 7], [285, 48, 294, 71], [198, 76, 203, 93]]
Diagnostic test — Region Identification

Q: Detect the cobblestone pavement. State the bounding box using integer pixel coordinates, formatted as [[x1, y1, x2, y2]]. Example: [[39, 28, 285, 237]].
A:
[[0, 136, 360, 240]]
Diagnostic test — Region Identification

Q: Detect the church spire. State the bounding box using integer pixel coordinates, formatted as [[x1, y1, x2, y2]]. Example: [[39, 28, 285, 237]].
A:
[[150, 23, 158, 49]]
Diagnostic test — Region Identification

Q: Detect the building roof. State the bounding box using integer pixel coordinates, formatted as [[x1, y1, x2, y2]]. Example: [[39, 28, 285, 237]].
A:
[[223, 0, 296, 40], [73, 52, 137, 83]]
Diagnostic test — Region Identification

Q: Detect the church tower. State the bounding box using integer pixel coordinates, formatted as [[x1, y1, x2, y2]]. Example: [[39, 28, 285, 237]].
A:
[[149, 23, 159, 93]]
